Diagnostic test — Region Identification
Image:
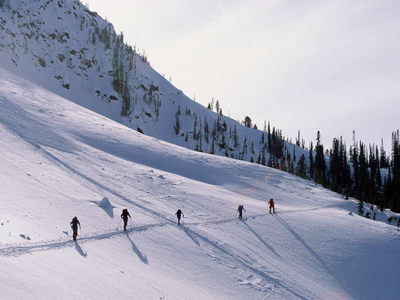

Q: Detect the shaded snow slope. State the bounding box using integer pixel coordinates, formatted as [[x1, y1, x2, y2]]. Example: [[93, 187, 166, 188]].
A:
[[1, 68, 399, 300]]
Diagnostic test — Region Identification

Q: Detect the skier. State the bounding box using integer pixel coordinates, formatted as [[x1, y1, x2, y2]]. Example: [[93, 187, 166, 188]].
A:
[[237, 205, 246, 219], [121, 209, 131, 231], [175, 209, 184, 225], [268, 199, 275, 214], [70, 216, 81, 241]]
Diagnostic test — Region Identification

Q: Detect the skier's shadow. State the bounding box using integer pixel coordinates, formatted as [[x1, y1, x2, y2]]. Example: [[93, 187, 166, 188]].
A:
[[125, 232, 148, 264], [273, 214, 354, 298], [181, 225, 200, 247], [242, 220, 281, 258], [74, 241, 88, 258]]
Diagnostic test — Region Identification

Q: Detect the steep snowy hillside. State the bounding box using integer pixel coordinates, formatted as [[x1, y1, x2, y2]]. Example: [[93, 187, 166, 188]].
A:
[[1, 68, 400, 300], [0, 0, 308, 170]]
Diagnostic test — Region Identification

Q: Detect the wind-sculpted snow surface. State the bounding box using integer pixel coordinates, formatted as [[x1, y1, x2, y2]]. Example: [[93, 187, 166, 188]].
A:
[[0, 68, 400, 299]]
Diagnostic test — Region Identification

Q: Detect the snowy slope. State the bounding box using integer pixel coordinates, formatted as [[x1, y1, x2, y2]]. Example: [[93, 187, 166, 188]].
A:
[[1, 68, 399, 300], [0, 0, 309, 168]]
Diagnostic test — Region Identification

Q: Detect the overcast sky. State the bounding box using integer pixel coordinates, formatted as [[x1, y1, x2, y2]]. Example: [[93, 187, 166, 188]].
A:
[[85, 0, 400, 151]]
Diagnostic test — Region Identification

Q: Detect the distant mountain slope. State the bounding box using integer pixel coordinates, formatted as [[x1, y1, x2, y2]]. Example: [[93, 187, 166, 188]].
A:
[[0, 0, 308, 169], [1, 66, 400, 300]]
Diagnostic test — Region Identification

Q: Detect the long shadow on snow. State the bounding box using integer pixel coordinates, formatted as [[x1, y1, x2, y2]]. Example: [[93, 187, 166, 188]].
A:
[[0, 223, 167, 257], [273, 214, 355, 299], [125, 232, 148, 264], [241, 220, 281, 258], [74, 241, 88, 257], [180, 225, 200, 247], [181, 226, 308, 300]]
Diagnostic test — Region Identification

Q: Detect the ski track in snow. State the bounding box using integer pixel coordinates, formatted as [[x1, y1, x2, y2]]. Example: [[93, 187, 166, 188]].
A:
[[0, 206, 335, 258]]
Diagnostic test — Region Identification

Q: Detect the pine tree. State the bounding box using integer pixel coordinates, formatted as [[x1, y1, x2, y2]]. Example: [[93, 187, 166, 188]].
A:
[[210, 138, 215, 155], [358, 142, 370, 201], [204, 118, 209, 144], [220, 134, 226, 149], [121, 70, 130, 116], [292, 145, 296, 163], [390, 130, 400, 212], [314, 131, 327, 186], [261, 146, 266, 166], [296, 131, 301, 146], [358, 200, 364, 216], [330, 138, 341, 192], [351, 131, 360, 198], [240, 136, 248, 160], [215, 100, 220, 114], [112, 45, 120, 90], [296, 154, 308, 178], [380, 139, 389, 168], [193, 114, 198, 140], [267, 122, 272, 154], [309, 142, 314, 179], [173, 112, 180, 135], [243, 116, 252, 128], [233, 125, 238, 148]]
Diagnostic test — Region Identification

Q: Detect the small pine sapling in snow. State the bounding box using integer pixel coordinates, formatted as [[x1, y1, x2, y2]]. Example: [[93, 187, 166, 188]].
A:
[[357, 200, 364, 216], [173, 113, 180, 135], [210, 138, 215, 155]]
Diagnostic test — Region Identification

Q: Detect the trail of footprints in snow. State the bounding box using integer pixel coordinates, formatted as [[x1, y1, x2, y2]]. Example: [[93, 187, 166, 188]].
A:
[[0, 205, 336, 257]]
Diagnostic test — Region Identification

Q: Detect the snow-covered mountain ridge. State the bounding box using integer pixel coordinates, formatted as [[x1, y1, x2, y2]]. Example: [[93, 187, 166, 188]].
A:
[[1, 66, 399, 300], [0, 0, 308, 168]]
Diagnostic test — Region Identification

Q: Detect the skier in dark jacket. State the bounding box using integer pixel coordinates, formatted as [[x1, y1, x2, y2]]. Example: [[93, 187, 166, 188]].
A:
[[237, 205, 246, 219], [268, 199, 275, 214], [70, 216, 81, 241], [121, 209, 131, 231], [175, 209, 184, 225]]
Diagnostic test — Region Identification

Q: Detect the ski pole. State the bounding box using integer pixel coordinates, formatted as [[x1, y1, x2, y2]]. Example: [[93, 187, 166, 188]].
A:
[[117, 218, 122, 230]]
